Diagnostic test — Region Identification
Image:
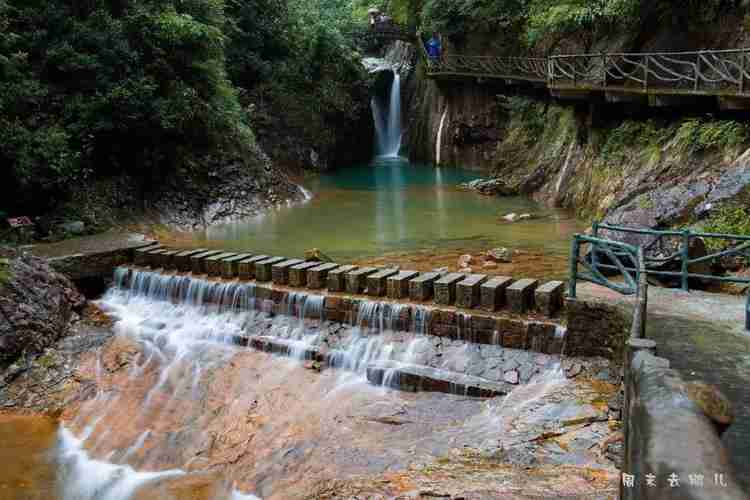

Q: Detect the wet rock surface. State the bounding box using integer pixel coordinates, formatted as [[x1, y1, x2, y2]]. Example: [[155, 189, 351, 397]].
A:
[[0, 253, 84, 366]]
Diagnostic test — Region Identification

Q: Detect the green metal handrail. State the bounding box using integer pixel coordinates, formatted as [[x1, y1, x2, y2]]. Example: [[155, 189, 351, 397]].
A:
[[584, 222, 750, 331]]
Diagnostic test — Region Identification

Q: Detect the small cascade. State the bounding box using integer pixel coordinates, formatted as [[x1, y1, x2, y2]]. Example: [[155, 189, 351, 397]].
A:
[[371, 70, 402, 158]]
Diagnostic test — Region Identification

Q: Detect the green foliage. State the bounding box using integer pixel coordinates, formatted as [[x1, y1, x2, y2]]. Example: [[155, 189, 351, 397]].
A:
[[674, 118, 750, 153], [599, 119, 672, 162], [703, 205, 750, 255], [502, 96, 547, 143], [0, 0, 256, 216]]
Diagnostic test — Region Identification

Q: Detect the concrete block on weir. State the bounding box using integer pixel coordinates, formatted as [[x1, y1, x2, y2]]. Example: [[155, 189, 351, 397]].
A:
[[256, 257, 286, 282], [272, 259, 304, 285], [327, 265, 357, 292], [205, 252, 237, 276], [481, 276, 514, 312], [346, 267, 378, 294], [146, 248, 170, 268], [409, 272, 441, 302], [289, 261, 322, 288], [456, 274, 488, 309], [434, 273, 466, 306], [159, 250, 182, 270], [535, 280, 566, 317], [308, 263, 340, 289], [367, 268, 400, 297], [172, 249, 207, 272], [134, 244, 164, 266], [222, 253, 253, 279], [387, 270, 419, 299], [507, 279, 539, 314], [190, 250, 224, 274], [238, 255, 269, 280]]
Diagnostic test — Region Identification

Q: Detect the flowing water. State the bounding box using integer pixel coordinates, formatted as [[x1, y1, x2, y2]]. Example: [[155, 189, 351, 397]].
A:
[[0, 269, 616, 500]]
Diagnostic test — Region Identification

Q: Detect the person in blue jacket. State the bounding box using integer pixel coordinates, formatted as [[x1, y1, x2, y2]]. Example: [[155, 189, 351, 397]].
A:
[[426, 32, 442, 61]]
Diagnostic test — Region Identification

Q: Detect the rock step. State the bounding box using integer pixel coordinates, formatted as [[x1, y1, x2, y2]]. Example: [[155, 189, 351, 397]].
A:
[[346, 267, 377, 294], [507, 278, 539, 314], [535, 280, 566, 317], [387, 270, 419, 299], [172, 249, 207, 272], [222, 253, 253, 279], [435, 273, 466, 305], [190, 250, 224, 274], [205, 252, 237, 276], [272, 259, 304, 285], [327, 265, 357, 292], [367, 268, 400, 297], [456, 274, 488, 309], [366, 362, 511, 397], [481, 276, 514, 312], [238, 255, 269, 280], [256, 257, 286, 282], [409, 272, 441, 301], [289, 261, 322, 287], [308, 263, 340, 290]]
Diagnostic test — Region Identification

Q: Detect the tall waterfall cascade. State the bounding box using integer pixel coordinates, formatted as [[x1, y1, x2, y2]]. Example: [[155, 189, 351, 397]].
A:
[[371, 70, 403, 158]]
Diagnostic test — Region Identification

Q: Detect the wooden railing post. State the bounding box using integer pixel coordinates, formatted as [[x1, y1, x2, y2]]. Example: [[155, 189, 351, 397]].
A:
[[681, 229, 691, 291], [569, 235, 580, 299]]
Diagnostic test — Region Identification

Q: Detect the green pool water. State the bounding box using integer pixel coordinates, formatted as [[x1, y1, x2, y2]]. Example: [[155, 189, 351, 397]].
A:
[[197, 158, 582, 266]]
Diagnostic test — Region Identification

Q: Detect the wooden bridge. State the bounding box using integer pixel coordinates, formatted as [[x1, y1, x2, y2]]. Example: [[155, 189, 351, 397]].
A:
[[423, 47, 750, 109]]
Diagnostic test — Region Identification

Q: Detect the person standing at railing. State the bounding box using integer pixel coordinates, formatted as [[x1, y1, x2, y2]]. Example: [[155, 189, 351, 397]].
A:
[[426, 32, 442, 62]]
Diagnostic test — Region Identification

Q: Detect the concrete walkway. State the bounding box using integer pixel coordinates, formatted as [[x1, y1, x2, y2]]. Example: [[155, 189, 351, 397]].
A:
[[578, 282, 750, 493]]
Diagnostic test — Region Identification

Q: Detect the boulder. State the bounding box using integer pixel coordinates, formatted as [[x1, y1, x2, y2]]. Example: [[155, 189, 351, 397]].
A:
[[59, 220, 85, 235], [460, 178, 516, 196], [501, 213, 518, 222], [458, 254, 473, 268], [486, 247, 513, 263], [0, 252, 84, 365]]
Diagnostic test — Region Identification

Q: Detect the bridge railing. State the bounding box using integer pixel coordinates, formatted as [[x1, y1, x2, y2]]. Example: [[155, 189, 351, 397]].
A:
[[549, 48, 750, 94], [416, 44, 750, 96], [427, 55, 548, 81]]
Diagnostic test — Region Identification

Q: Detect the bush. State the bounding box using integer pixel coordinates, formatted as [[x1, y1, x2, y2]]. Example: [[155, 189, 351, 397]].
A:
[[674, 118, 750, 153]]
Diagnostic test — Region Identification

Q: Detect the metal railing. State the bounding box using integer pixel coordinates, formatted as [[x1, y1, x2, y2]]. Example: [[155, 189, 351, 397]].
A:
[[569, 234, 648, 338], [572, 223, 750, 331], [415, 42, 750, 97]]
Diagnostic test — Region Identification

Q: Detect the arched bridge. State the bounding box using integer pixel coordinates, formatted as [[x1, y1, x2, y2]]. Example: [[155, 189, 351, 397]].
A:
[[421, 47, 750, 109]]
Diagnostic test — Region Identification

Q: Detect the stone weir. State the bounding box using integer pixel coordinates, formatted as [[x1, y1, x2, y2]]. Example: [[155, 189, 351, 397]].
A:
[[113, 264, 614, 398]]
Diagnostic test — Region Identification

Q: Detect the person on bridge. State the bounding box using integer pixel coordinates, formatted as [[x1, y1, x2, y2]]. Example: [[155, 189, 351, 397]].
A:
[[426, 32, 442, 61]]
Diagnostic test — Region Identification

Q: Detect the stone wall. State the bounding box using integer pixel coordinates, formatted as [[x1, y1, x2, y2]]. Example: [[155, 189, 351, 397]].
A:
[[622, 344, 747, 500], [565, 297, 630, 361]]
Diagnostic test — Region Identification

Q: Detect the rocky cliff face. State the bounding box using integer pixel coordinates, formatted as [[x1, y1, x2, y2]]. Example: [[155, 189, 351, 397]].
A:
[[0, 252, 84, 366]]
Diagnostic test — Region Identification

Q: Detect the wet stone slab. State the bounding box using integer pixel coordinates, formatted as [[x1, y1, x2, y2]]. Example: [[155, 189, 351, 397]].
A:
[[256, 257, 286, 282], [172, 249, 207, 272], [308, 263, 340, 290], [366, 361, 512, 397], [327, 265, 357, 292], [535, 280, 566, 317], [481, 276, 514, 312], [409, 272, 441, 302], [190, 250, 224, 274], [205, 252, 237, 276], [222, 253, 253, 279], [387, 270, 419, 299], [346, 267, 377, 294], [272, 259, 304, 285], [238, 255, 269, 280], [507, 279, 539, 314], [435, 273, 466, 306], [289, 261, 322, 288], [367, 268, 400, 297], [456, 274, 488, 309]]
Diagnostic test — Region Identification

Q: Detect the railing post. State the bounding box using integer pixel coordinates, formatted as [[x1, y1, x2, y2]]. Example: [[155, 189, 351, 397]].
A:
[[695, 52, 701, 92], [746, 290, 750, 331], [601, 53, 607, 88], [548, 58, 554, 86], [569, 235, 580, 299], [741, 52, 746, 94], [591, 221, 600, 271], [681, 229, 691, 291], [631, 246, 648, 339], [644, 55, 649, 91]]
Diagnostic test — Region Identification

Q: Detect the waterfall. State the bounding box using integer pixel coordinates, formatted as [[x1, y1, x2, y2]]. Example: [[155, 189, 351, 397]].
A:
[[436, 105, 449, 165], [371, 70, 402, 158]]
